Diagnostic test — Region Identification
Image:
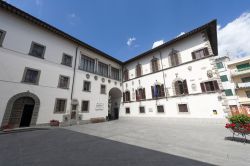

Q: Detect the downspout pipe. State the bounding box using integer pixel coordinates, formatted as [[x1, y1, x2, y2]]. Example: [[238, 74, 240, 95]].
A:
[[159, 50, 168, 101], [71, 45, 79, 100]]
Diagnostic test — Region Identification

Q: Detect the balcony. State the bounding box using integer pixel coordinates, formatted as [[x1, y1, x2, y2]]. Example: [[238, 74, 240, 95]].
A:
[[231, 67, 250, 77], [236, 82, 250, 89]]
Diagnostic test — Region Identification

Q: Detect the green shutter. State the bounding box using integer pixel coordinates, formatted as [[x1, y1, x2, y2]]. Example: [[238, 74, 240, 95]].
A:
[[225, 89, 233, 96], [241, 77, 250, 83], [236, 63, 250, 71], [216, 62, 223, 69], [220, 75, 228, 82]]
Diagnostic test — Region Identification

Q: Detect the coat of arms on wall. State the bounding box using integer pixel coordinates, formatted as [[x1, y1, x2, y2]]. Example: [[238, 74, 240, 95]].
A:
[[207, 70, 213, 78]]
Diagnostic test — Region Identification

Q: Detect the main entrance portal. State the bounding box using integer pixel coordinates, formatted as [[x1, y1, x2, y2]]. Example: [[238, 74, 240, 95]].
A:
[[108, 88, 122, 120]]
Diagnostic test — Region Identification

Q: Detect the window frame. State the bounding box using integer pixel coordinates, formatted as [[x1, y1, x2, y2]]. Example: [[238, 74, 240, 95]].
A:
[[21, 67, 41, 85], [100, 84, 106, 94], [178, 103, 189, 113], [79, 54, 95, 73], [54, 98, 67, 114], [139, 106, 145, 114], [151, 58, 159, 73], [61, 53, 73, 67], [224, 89, 233, 96], [157, 105, 165, 113], [83, 81, 91, 92], [81, 100, 89, 112], [216, 62, 224, 69], [136, 64, 142, 77], [29, 41, 46, 59], [220, 75, 228, 82], [246, 91, 250, 98], [0, 29, 6, 46], [111, 67, 120, 80], [98, 61, 109, 77], [58, 75, 70, 89], [191, 47, 209, 60], [125, 107, 130, 114]]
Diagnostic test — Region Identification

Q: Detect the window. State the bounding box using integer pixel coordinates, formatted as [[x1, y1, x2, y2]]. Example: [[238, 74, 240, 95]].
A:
[[83, 81, 91, 92], [220, 75, 228, 82], [0, 29, 6, 46], [29, 42, 46, 58], [169, 50, 180, 66], [191, 47, 209, 60], [79, 55, 95, 73], [241, 77, 250, 83], [157, 105, 164, 113], [139, 106, 145, 113], [124, 69, 129, 81], [54, 99, 67, 113], [200, 80, 219, 92], [123, 91, 130, 102], [151, 58, 159, 72], [178, 104, 188, 113], [136, 64, 142, 77], [100, 84, 106, 94], [246, 91, 250, 98], [174, 80, 188, 95], [136, 88, 146, 100], [125, 107, 130, 114], [151, 84, 165, 98], [98, 62, 108, 77], [61, 54, 72, 67], [22, 67, 40, 84], [225, 89, 233, 96], [216, 62, 224, 69], [81, 100, 89, 112], [111, 67, 120, 80], [58, 75, 70, 89], [236, 63, 250, 71]]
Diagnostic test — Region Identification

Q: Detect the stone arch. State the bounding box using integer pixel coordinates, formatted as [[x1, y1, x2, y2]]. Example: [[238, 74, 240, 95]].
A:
[[1, 92, 40, 128], [172, 78, 184, 96], [108, 88, 122, 120]]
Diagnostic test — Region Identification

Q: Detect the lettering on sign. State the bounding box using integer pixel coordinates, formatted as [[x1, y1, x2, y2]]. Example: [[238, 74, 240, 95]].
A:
[[96, 103, 104, 111]]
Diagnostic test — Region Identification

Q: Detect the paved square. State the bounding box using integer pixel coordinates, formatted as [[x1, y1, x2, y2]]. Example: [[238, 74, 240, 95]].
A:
[[66, 117, 250, 166]]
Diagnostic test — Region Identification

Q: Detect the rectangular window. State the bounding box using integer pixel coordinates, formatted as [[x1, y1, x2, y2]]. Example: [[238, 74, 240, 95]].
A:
[[236, 63, 250, 71], [246, 91, 250, 98], [216, 62, 224, 69], [225, 89, 233, 96], [22, 67, 40, 85], [157, 105, 164, 113], [54, 99, 67, 113], [0, 29, 6, 46], [200, 80, 219, 92], [178, 104, 188, 113], [111, 67, 120, 80], [123, 91, 130, 102], [79, 55, 95, 73], [136, 64, 142, 77], [81, 100, 89, 112], [100, 84, 106, 94], [241, 77, 250, 83], [61, 54, 72, 67], [125, 107, 130, 114], [124, 70, 129, 81], [29, 42, 46, 58], [151, 59, 159, 72], [220, 75, 228, 82], [83, 81, 91, 91], [139, 106, 145, 113], [58, 75, 70, 89], [98, 62, 108, 77], [136, 88, 146, 100], [191, 47, 209, 60]]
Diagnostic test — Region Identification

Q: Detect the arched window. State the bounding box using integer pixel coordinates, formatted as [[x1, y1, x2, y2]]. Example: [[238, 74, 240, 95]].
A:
[[169, 49, 180, 67], [151, 58, 159, 73], [123, 91, 130, 102], [123, 69, 129, 81], [174, 80, 188, 95], [136, 64, 142, 77], [151, 84, 165, 98], [136, 88, 146, 101]]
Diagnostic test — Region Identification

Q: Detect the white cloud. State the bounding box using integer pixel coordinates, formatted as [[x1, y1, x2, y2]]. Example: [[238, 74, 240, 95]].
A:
[[152, 40, 164, 49], [218, 12, 250, 59], [68, 13, 76, 19], [66, 13, 78, 26], [35, 0, 43, 6], [177, 32, 185, 37], [127, 37, 136, 46]]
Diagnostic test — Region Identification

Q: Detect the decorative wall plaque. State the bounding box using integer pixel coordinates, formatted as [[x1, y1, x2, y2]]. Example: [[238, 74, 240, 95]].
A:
[[94, 75, 98, 80], [108, 79, 111, 83], [102, 78, 105, 83], [86, 74, 90, 79], [207, 70, 213, 78]]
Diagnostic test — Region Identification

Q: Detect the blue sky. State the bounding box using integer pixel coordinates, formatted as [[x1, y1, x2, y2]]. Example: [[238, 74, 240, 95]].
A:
[[6, 0, 250, 61]]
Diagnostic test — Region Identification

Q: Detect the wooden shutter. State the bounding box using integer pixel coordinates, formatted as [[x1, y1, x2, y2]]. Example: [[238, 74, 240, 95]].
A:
[[191, 52, 196, 60], [160, 84, 165, 97], [123, 92, 125, 102], [213, 80, 219, 90], [151, 86, 154, 98], [142, 88, 146, 99], [183, 80, 189, 94], [128, 91, 130, 101], [204, 47, 209, 56], [200, 83, 205, 92], [174, 81, 180, 95], [136, 90, 138, 101]]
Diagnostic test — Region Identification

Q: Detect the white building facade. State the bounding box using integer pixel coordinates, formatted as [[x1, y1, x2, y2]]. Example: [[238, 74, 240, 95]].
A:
[[0, 1, 228, 128]]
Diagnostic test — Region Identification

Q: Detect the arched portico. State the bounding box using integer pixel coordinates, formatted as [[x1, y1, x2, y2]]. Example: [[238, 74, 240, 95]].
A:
[[1, 92, 40, 128], [108, 88, 122, 120]]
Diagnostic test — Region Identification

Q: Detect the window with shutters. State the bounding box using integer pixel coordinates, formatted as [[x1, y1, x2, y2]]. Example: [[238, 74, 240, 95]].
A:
[[151, 84, 165, 98], [98, 61, 108, 77], [124, 69, 129, 81], [58, 75, 70, 89], [174, 80, 189, 96], [100, 84, 106, 94], [241, 77, 250, 83], [191, 47, 209, 60], [54, 99, 67, 113], [200, 80, 219, 92], [136, 64, 142, 77], [139, 106, 145, 113], [178, 104, 188, 113], [0, 29, 6, 46], [216, 62, 224, 69], [169, 50, 180, 66], [81, 100, 89, 112], [225, 89, 233, 96], [111, 67, 120, 80], [22, 67, 41, 85], [151, 58, 159, 73], [79, 55, 95, 73], [157, 105, 164, 113], [220, 75, 228, 82], [236, 63, 250, 71], [61, 53, 73, 67], [136, 88, 146, 101], [125, 107, 130, 114], [246, 91, 250, 98], [29, 42, 46, 58], [123, 91, 130, 102]]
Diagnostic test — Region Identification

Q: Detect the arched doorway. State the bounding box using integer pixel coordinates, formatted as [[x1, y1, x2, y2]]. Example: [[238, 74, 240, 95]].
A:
[[1, 92, 40, 128], [108, 88, 122, 120]]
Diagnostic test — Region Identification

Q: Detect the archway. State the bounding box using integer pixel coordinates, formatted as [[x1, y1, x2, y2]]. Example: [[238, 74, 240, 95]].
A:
[[108, 88, 122, 120], [1, 92, 40, 128]]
